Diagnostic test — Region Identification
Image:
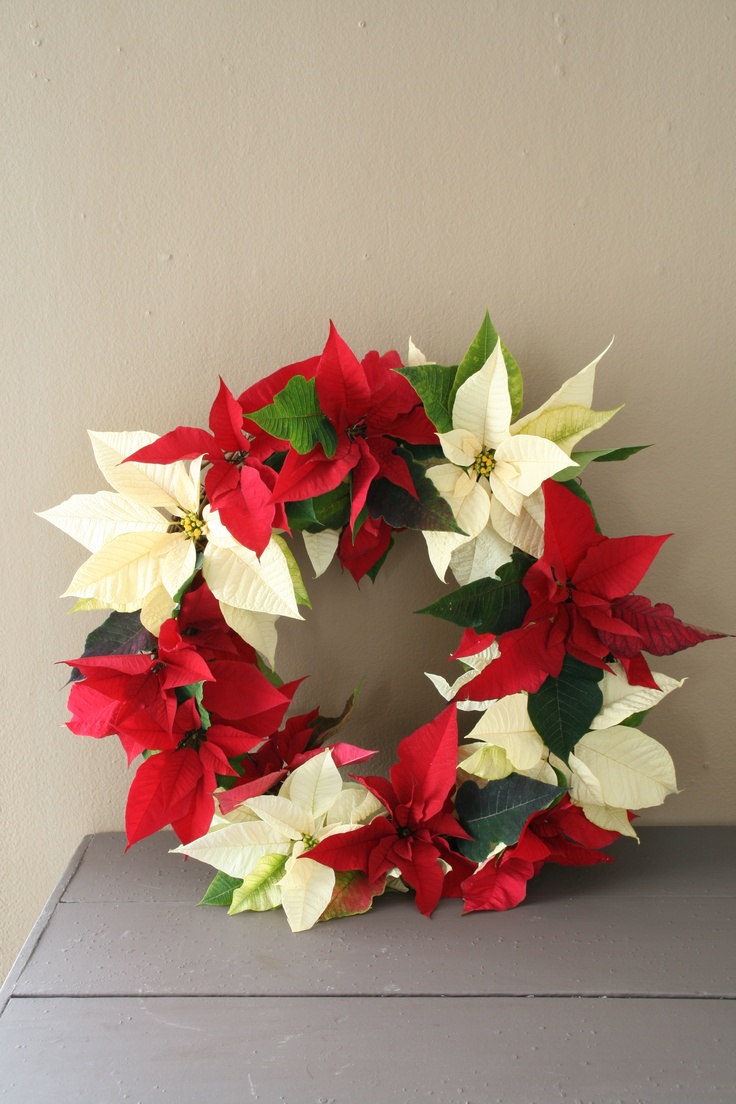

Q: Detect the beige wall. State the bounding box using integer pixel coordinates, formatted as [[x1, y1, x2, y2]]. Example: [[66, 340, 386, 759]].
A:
[[2, 0, 735, 980]]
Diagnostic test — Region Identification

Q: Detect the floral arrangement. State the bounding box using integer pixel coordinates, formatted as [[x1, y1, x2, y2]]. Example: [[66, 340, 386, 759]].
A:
[[40, 315, 728, 931]]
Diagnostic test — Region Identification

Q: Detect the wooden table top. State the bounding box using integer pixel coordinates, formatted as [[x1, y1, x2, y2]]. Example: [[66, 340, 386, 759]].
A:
[[1, 827, 734, 1102]]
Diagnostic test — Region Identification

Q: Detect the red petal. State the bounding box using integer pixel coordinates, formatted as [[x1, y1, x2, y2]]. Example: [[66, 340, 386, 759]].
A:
[[350, 774, 398, 815], [574, 534, 670, 600], [170, 776, 217, 845], [125, 749, 203, 847], [349, 440, 381, 528], [367, 436, 419, 500], [618, 652, 661, 690], [396, 838, 447, 917], [390, 704, 459, 823], [124, 427, 215, 465], [209, 378, 248, 453], [270, 443, 356, 504], [198, 740, 238, 777], [315, 322, 371, 425], [202, 661, 292, 726], [461, 854, 539, 913], [217, 770, 288, 814], [541, 481, 606, 580], [456, 621, 562, 701], [608, 594, 730, 656], [449, 629, 496, 661], [205, 723, 264, 756], [307, 817, 396, 874], [337, 517, 392, 584]]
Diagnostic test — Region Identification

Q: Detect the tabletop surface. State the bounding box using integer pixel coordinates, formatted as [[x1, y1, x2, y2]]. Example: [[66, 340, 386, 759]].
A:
[[1, 826, 734, 1102]]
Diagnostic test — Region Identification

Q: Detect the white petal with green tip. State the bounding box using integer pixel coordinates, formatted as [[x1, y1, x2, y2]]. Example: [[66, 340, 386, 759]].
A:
[[171, 820, 293, 880]]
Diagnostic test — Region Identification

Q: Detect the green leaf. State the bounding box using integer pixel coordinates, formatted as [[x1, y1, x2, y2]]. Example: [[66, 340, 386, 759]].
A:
[[69, 610, 155, 683], [366, 536, 394, 582], [554, 444, 651, 482], [273, 534, 311, 608], [228, 853, 288, 914], [256, 652, 285, 687], [312, 483, 351, 530], [417, 551, 533, 633], [248, 376, 338, 457], [367, 446, 463, 533], [285, 483, 351, 534], [284, 498, 320, 532], [455, 774, 564, 860], [396, 363, 458, 433], [619, 708, 652, 729], [527, 656, 604, 764], [449, 312, 524, 419], [198, 870, 242, 908]]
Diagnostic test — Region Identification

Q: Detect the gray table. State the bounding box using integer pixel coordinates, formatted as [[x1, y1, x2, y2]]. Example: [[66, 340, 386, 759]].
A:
[[1, 828, 734, 1102]]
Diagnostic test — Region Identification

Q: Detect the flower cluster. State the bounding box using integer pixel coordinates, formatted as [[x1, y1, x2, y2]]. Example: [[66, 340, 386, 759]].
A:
[[40, 314, 728, 930]]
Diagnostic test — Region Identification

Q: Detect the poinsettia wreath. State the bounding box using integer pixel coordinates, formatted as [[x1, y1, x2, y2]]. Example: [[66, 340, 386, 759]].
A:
[[40, 315, 729, 931]]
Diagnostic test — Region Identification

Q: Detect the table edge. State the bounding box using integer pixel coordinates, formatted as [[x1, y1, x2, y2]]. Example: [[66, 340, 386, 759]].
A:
[[0, 835, 93, 1017]]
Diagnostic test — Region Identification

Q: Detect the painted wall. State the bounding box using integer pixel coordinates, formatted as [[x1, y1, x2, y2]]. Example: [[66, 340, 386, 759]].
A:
[[2, 1, 734, 981]]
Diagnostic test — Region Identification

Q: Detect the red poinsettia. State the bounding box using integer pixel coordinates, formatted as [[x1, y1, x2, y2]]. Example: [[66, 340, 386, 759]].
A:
[[122, 648, 305, 846], [265, 324, 437, 529], [307, 705, 475, 916], [461, 797, 621, 913], [459, 480, 725, 700], [217, 707, 377, 814], [64, 618, 214, 761], [126, 378, 287, 556]]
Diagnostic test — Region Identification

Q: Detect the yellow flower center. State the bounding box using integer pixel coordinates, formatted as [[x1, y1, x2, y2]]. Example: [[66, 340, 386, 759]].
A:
[[473, 449, 495, 478], [178, 511, 206, 541], [302, 834, 319, 851]]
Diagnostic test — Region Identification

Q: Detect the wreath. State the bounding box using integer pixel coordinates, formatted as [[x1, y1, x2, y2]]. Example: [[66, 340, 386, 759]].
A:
[[39, 314, 728, 931]]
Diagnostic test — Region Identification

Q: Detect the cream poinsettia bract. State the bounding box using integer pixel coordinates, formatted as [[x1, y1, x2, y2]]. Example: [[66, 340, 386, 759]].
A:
[[423, 338, 620, 583], [37, 430, 303, 654], [173, 750, 386, 932], [459, 663, 682, 839]]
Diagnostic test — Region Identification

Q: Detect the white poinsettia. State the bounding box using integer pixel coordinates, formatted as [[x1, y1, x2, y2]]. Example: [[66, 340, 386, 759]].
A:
[[173, 751, 386, 932], [460, 663, 683, 839], [38, 430, 303, 646], [423, 338, 619, 580]]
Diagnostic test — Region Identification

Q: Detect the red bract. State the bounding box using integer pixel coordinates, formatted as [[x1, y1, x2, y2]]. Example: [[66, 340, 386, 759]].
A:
[[461, 797, 621, 913], [125, 697, 241, 847], [337, 515, 393, 583], [125, 378, 287, 556], [308, 705, 474, 916], [176, 580, 257, 663], [63, 619, 214, 762], [269, 324, 436, 529], [216, 708, 378, 814], [459, 481, 674, 699]]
